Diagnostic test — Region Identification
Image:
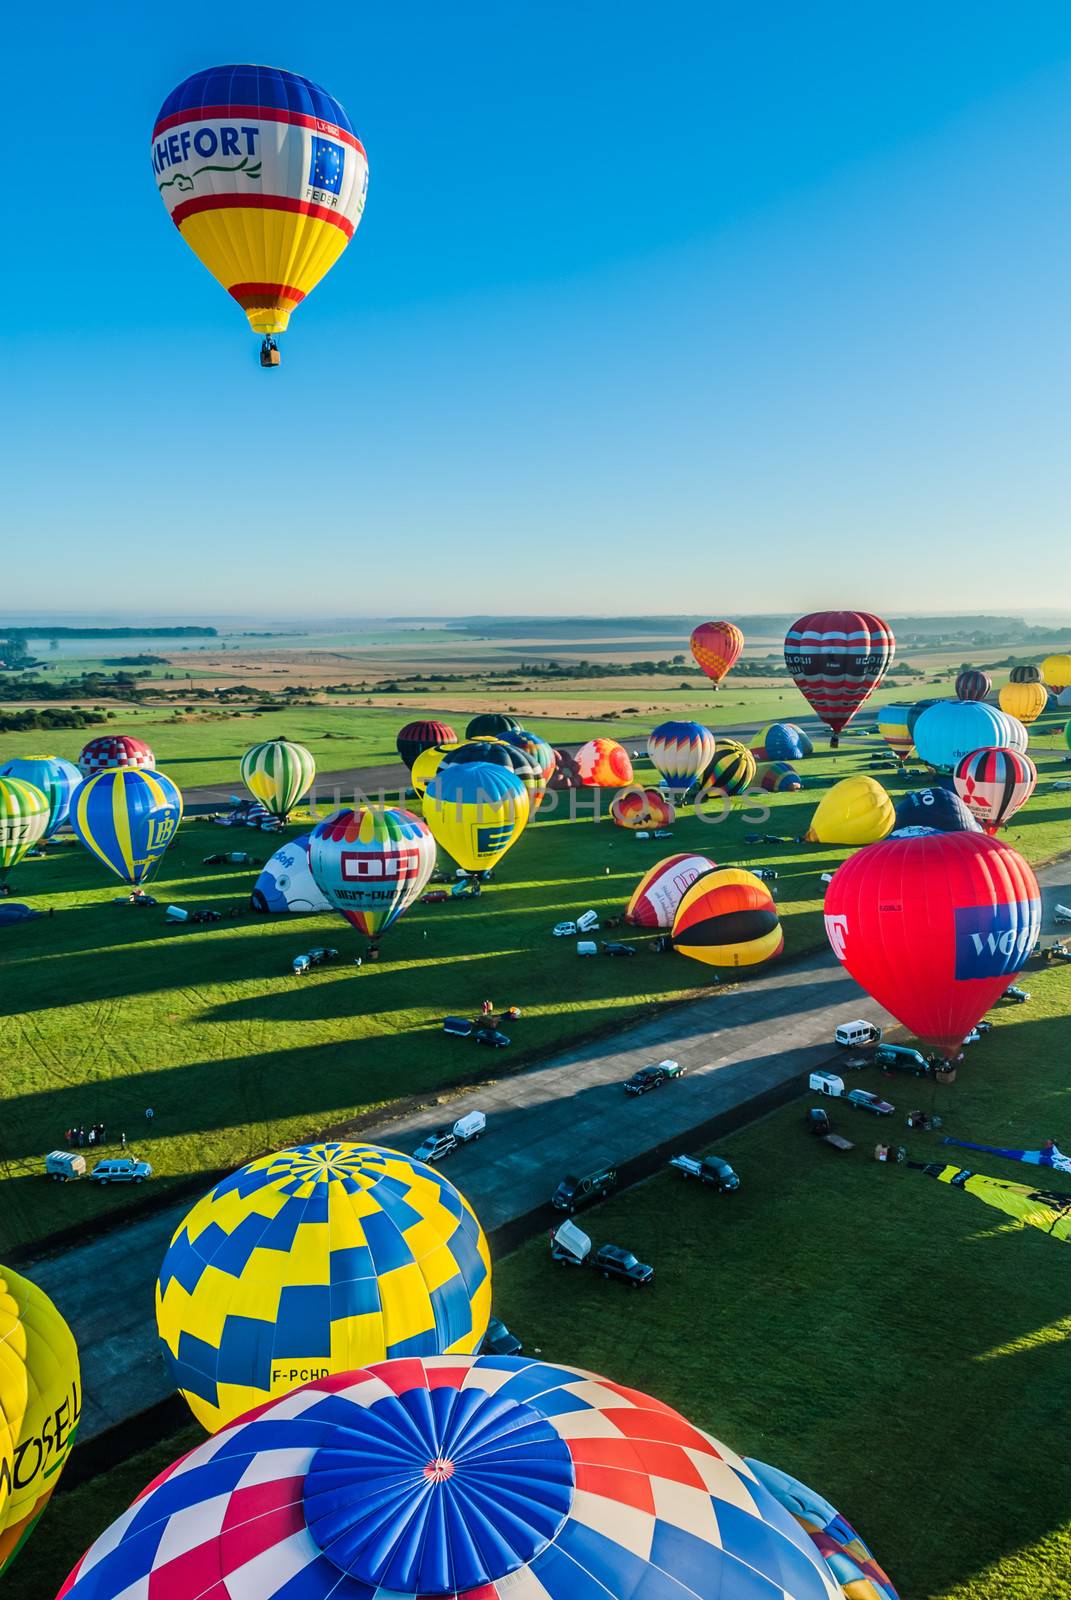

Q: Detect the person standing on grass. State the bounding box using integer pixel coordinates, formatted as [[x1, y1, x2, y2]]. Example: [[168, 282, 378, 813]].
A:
[[145, 1108, 154, 1130], [120, 1131, 126, 1150]]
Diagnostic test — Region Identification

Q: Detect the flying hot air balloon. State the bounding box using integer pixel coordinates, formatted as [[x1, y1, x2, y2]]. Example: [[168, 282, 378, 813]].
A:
[[59, 1356, 847, 1600], [672, 868, 783, 968], [690, 620, 744, 688], [784, 612, 895, 746], [646, 720, 716, 787], [423, 762, 529, 874], [0, 757, 81, 838], [998, 680, 1047, 725], [77, 735, 155, 777], [155, 1143, 491, 1433], [955, 669, 991, 701], [0, 779, 49, 886], [823, 832, 1040, 1056], [0, 1265, 81, 1577], [395, 720, 456, 770], [309, 807, 436, 940], [240, 738, 315, 819], [152, 66, 368, 365], [953, 747, 1037, 834], [70, 769, 183, 885], [1041, 652, 1071, 691], [913, 702, 1027, 771]]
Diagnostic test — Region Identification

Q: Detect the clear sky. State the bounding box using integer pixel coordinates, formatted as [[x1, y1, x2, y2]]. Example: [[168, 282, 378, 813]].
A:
[[6, 2, 1071, 618]]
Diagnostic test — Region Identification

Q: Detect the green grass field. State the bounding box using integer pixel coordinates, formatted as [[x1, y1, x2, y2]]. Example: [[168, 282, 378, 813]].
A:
[[13, 965, 1071, 1600]]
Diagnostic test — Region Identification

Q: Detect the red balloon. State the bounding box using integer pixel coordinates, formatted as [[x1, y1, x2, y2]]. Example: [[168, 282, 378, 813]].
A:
[[824, 832, 1040, 1056], [690, 621, 744, 687], [396, 720, 456, 770], [784, 611, 894, 746]]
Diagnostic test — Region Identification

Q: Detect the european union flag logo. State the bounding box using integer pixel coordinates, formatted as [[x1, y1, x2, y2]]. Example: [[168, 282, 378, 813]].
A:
[[310, 136, 345, 195]]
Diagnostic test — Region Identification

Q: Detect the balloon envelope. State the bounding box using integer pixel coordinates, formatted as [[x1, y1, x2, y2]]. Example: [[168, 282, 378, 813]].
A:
[[60, 1355, 843, 1600], [1041, 652, 1071, 690], [465, 713, 521, 739], [953, 747, 1037, 833], [753, 722, 813, 762], [70, 769, 183, 885], [77, 735, 155, 777], [610, 785, 675, 828], [396, 720, 456, 770], [746, 1459, 899, 1600], [0, 757, 81, 838], [309, 806, 435, 936], [0, 1264, 81, 1576], [251, 834, 332, 913], [893, 787, 981, 835], [997, 681, 1047, 725], [955, 669, 991, 701], [690, 620, 744, 686], [913, 702, 1027, 771], [805, 775, 894, 846], [625, 852, 716, 928], [784, 612, 894, 743], [155, 1143, 491, 1433], [876, 704, 913, 764], [411, 741, 460, 797], [575, 738, 634, 787], [423, 761, 529, 872], [153, 66, 368, 338], [0, 779, 49, 882], [646, 720, 716, 786], [673, 868, 783, 967], [700, 739, 756, 797], [240, 739, 315, 818], [758, 760, 802, 792], [1010, 663, 1043, 684], [824, 832, 1040, 1053]]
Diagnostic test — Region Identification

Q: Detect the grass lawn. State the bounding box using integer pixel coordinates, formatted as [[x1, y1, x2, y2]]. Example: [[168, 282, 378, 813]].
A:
[[2, 714, 1069, 1256], [12, 967, 1071, 1600]]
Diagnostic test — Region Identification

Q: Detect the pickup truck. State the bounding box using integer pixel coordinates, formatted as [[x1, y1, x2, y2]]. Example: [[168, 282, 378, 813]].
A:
[[668, 1154, 740, 1192]]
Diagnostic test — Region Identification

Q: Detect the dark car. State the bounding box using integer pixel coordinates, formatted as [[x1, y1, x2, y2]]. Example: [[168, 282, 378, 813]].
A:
[[552, 1165, 617, 1212], [602, 941, 636, 957], [1003, 986, 1030, 1004], [807, 1106, 831, 1136], [624, 1066, 663, 1096], [652, 829, 673, 839], [422, 890, 449, 904], [699, 1155, 739, 1192], [483, 1316, 522, 1356], [474, 1026, 510, 1048], [594, 1244, 653, 1287], [873, 1043, 934, 1077], [847, 1089, 894, 1116]]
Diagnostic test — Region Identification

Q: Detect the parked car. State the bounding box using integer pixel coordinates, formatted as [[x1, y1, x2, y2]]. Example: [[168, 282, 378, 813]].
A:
[[652, 829, 674, 840], [668, 1153, 739, 1191], [625, 1059, 685, 1094], [45, 1151, 85, 1182], [873, 1043, 934, 1076], [292, 954, 311, 976], [552, 1165, 617, 1212], [594, 1244, 653, 1287], [474, 1026, 510, 1048], [751, 866, 778, 882], [847, 1089, 894, 1116], [1003, 986, 1030, 1003], [602, 941, 636, 957], [414, 1129, 458, 1164], [307, 947, 339, 966], [90, 1158, 152, 1185], [421, 890, 449, 904], [483, 1316, 522, 1356], [553, 921, 578, 937], [835, 1019, 882, 1048]]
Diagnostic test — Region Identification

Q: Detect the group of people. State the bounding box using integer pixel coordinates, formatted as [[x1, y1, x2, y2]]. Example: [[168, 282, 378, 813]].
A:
[[64, 1122, 125, 1149]]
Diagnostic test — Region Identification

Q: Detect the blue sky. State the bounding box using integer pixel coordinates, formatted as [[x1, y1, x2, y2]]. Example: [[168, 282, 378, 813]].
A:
[[6, 3, 1071, 617]]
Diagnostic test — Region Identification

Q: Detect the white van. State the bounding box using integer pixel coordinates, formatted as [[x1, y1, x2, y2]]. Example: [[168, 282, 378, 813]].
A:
[[453, 1111, 486, 1143], [809, 1071, 845, 1098], [835, 1020, 882, 1048]]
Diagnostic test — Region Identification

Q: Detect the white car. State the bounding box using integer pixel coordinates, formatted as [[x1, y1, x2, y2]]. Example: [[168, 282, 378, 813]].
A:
[[553, 921, 577, 937], [1052, 780, 1071, 792]]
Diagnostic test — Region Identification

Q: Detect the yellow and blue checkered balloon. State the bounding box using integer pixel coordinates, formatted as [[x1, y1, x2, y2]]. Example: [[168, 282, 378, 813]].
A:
[[155, 1143, 492, 1432]]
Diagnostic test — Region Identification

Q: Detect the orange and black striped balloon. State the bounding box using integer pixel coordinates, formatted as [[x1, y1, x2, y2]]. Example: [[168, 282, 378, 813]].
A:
[[672, 868, 783, 967]]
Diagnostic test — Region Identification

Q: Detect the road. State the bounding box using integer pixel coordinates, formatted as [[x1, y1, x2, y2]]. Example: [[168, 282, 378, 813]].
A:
[[28, 854, 1069, 1446]]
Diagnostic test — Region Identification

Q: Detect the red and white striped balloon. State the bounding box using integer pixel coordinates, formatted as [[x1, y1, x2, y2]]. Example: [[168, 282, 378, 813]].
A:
[[953, 746, 1037, 834]]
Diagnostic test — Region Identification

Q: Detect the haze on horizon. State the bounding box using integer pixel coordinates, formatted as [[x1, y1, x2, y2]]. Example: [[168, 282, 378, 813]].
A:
[[6, 4, 1071, 617]]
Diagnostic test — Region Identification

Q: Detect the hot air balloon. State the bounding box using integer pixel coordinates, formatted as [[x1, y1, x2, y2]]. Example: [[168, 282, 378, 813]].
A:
[[240, 738, 315, 819], [439, 738, 516, 770], [907, 1163, 1071, 1246], [758, 760, 802, 792], [784, 611, 895, 746], [690, 620, 744, 688], [250, 834, 332, 913], [423, 762, 529, 873], [892, 787, 981, 835], [1041, 652, 1071, 691], [673, 868, 783, 967], [700, 739, 757, 797], [59, 1356, 845, 1600], [955, 669, 991, 701], [746, 1459, 899, 1600], [152, 66, 368, 365], [155, 1143, 491, 1433], [953, 747, 1037, 834], [574, 738, 634, 787], [0, 779, 49, 886], [77, 735, 155, 777], [309, 807, 436, 938], [876, 704, 914, 765], [0, 1265, 81, 1577], [752, 722, 814, 762], [905, 698, 945, 739], [824, 832, 1040, 1055], [646, 719, 716, 787], [625, 852, 716, 927], [548, 748, 581, 788], [70, 769, 183, 885], [609, 785, 675, 829], [465, 712, 521, 739], [913, 702, 1027, 771], [998, 680, 1047, 725], [0, 757, 81, 838], [1010, 663, 1043, 684], [804, 775, 894, 846], [503, 729, 557, 800], [410, 740, 460, 797], [395, 720, 456, 770]]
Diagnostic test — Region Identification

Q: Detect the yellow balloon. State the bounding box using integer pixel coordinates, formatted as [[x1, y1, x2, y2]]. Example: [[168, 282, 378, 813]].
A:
[[0, 1265, 81, 1575], [411, 742, 460, 798], [423, 762, 529, 873], [1041, 653, 1071, 691], [805, 775, 895, 846], [998, 681, 1047, 725]]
